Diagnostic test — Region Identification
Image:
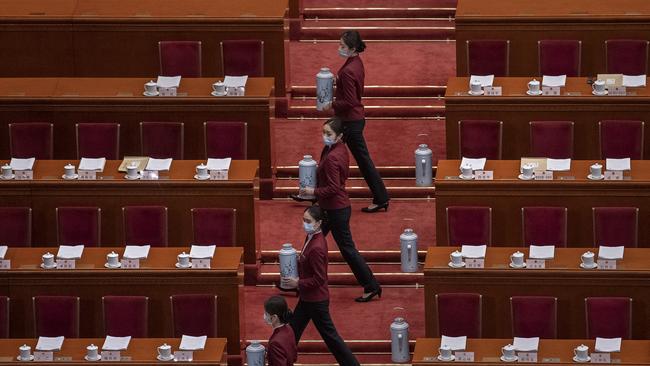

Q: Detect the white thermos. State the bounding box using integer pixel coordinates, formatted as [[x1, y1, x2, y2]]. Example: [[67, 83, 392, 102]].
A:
[[245, 341, 266, 366], [298, 155, 317, 199], [279, 243, 298, 288], [316, 67, 334, 111]]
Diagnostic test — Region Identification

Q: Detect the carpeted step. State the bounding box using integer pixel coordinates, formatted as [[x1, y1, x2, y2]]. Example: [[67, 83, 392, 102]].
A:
[[274, 177, 435, 198], [288, 97, 445, 118], [301, 18, 455, 41], [295, 352, 401, 365], [258, 262, 423, 285], [291, 85, 446, 98], [302, 0, 457, 19]]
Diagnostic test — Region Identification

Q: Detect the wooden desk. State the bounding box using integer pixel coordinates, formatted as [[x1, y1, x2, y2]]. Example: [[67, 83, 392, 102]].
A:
[[0, 0, 288, 99], [435, 159, 650, 247], [455, 0, 650, 77], [445, 77, 650, 160], [0, 77, 274, 197], [0, 338, 226, 364], [414, 338, 650, 365], [1, 247, 240, 357], [424, 247, 650, 339]]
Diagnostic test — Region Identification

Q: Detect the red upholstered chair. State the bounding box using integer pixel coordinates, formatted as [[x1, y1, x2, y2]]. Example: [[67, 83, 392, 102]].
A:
[[76, 123, 120, 159], [191, 208, 236, 246], [510, 296, 558, 338], [521, 207, 568, 247], [8, 122, 53, 159], [158, 41, 202, 77], [221, 40, 264, 77], [606, 40, 649, 75], [466, 40, 510, 76], [599, 120, 644, 160], [0, 297, 9, 338], [122, 206, 168, 247], [140, 122, 184, 160], [33, 296, 80, 338], [170, 294, 218, 337], [529, 121, 574, 159], [204, 122, 247, 159], [56, 207, 101, 247], [538, 40, 582, 76], [435, 293, 482, 338], [585, 297, 632, 339], [458, 120, 503, 159], [592, 207, 638, 248], [446, 206, 492, 246], [102, 296, 149, 337], [0, 207, 31, 247]]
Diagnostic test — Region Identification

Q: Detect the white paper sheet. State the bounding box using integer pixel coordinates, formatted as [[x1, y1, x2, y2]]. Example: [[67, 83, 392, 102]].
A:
[[542, 75, 567, 87], [546, 158, 571, 171], [460, 157, 486, 170], [145, 158, 173, 171], [461, 245, 487, 258], [79, 157, 106, 172], [224, 75, 248, 87], [56, 245, 84, 259], [0, 246, 7, 259], [595, 337, 621, 353], [598, 246, 625, 260], [10, 157, 35, 170], [622, 74, 646, 87], [207, 158, 232, 171], [513, 337, 540, 352], [179, 335, 207, 350], [123, 245, 150, 259], [36, 336, 65, 351], [440, 335, 467, 351], [190, 245, 216, 259], [606, 158, 631, 171], [470, 75, 494, 87], [529, 245, 555, 259], [102, 336, 131, 351], [156, 76, 181, 88]]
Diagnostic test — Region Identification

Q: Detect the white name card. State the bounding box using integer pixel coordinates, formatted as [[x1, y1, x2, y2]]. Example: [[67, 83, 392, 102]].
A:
[[159, 87, 177, 97], [466, 258, 484, 269], [34, 351, 53, 361], [534, 170, 553, 180], [0, 260, 10, 270], [604, 170, 623, 180], [597, 259, 617, 270], [141, 171, 159, 180], [484, 86, 502, 96], [15, 170, 33, 180], [174, 351, 193, 362], [517, 352, 538, 363], [591, 353, 611, 363], [609, 86, 626, 96], [474, 170, 493, 180], [191, 258, 211, 269], [542, 86, 560, 96], [454, 352, 474, 362], [526, 259, 545, 269], [209, 170, 228, 180], [56, 259, 75, 269], [78, 170, 97, 180], [120, 258, 140, 269], [101, 351, 120, 362]]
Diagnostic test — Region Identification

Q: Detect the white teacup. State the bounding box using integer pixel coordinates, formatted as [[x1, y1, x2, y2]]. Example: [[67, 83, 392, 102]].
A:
[[510, 251, 525, 267], [592, 80, 606, 94], [19, 344, 31, 361], [144, 81, 157, 94], [1, 164, 12, 179], [86, 344, 99, 360], [470, 81, 482, 94], [450, 250, 463, 266], [501, 344, 516, 360], [106, 251, 119, 267], [126, 163, 138, 178], [460, 163, 473, 178], [574, 344, 589, 361], [528, 79, 540, 93], [212, 81, 225, 94], [177, 252, 190, 267], [64, 163, 76, 178], [590, 163, 603, 178], [439, 344, 453, 360], [42, 252, 55, 268], [158, 343, 172, 360], [196, 164, 208, 178], [581, 251, 595, 267], [522, 163, 535, 179]]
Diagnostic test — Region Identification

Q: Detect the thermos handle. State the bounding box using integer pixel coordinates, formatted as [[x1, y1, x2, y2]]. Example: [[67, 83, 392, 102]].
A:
[[421, 159, 426, 177], [397, 333, 403, 353], [407, 244, 412, 263]]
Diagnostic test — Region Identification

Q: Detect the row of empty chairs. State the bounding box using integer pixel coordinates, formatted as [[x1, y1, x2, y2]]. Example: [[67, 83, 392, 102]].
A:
[[435, 293, 632, 339], [459, 119, 645, 160], [0, 207, 236, 247], [0, 295, 217, 338], [447, 206, 638, 247], [7, 121, 247, 160], [467, 39, 649, 76]]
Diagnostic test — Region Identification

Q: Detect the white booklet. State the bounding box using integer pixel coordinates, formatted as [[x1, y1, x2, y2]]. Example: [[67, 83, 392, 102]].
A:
[[156, 76, 181, 88], [123, 245, 151, 259], [461, 245, 487, 258], [56, 245, 84, 259], [622, 74, 646, 87], [606, 158, 631, 171], [513, 337, 539, 352], [36, 336, 65, 351], [595, 337, 621, 352], [224, 75, 248, 88], [207, 158, 232, 171], [440, 335, 467, 351], [529, 245, 555, 259], [598, 246, 625, 260], [179, 335, 207, 350], [546, 158, 571, 171], [542, 75, 567, 87], [460, 157, 486, 170], [145, 158, 173, 171], [0, 246, 8, 259], [102, 335, 131, 351], [79, 157, 106, 172], [470, 74, 494, 87], [10, 157, 35, 170], [190, 245, 216, 259]]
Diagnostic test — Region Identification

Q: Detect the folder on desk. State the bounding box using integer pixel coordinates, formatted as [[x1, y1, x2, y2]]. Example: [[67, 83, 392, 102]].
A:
[[597, 74, 623, 88], [36, 336, 65, 351], [118, 157, 149, 172]]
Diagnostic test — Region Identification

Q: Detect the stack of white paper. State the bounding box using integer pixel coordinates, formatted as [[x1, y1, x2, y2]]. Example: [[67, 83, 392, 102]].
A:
[[598, 246, 625, 260], [10, 158, 35, 170], [470, 75, 495, 87], [56, 245, 84, 259], [460, 157, 487, 170], [36, 336, 65, 351], [546, 158, 571, 171], [102, 336, 131, 351], [190, 245, 216, 259], [595, 337, 621, 352], [207, 158, 232, 171], [513, 337, 539, 352], [224, 75, 248, 88], [156, 76, 181, 88], [79, 158, 106, 172], [461, 245, 487, 258], [606, 158, 631, 171], [179, 335, 207, 350], [622, 75, 646, 87], [440, 335, 467, 351], [529, 245, 555, 259], [123, 245, 151, 259], [145, 158, 173, 171], [542, 75, 567, 87], [0, 246, 8, 259]]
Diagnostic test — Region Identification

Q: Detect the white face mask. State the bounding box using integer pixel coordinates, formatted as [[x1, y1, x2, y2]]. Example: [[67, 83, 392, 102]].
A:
[[323, 135, 336, 146], [263, 312, 273, 325], [338, 48, 349, 58], [303, 221, 316, 234]]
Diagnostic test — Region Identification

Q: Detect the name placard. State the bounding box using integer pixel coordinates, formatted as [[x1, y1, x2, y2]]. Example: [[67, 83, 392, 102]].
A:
[[474, 170, 493, 180], [120, 258, 140, 269], [604, 170, 623, 181], [34, 351, 53, 362], [591, 353, 611, 363], [454, 352, 474, 362], [0, 260, 10, 270], [158, 87, 177, 97], [100, 351, 120, 362], [542, 86, 560, 96], [191, 258, 211, 269], [466, 258, 484, 269], [534, 170, 553, 180], [174, 351, 193, 362], [209, 170, 228, 180], [484, 86, 502, 96], [526, 259, 545, 269], [141, 171, 159, 180], [517, 352, 538, 363], [14, 170, 33, 180], [78, 170, 97, 180], [597, 259, 617, 270], [609, 86, 626, 96], [56, 259, 75, 269]]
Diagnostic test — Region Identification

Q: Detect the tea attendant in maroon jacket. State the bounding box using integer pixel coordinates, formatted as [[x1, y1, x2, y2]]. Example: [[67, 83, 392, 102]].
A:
[[264, 296, 298, 366]]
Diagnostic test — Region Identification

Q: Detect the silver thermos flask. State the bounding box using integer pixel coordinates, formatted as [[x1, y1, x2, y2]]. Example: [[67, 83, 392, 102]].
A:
[[400, 228, 418, 273], [415, 144, 433, 186], [390, 317, 410, 363]]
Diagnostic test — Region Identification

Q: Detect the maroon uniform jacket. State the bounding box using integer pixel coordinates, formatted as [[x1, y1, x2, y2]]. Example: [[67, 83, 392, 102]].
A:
[[298, 232, 329, 302], [333, 56, 365, 121], [314, 142, 350, 210], [267, 325, 298, 366]]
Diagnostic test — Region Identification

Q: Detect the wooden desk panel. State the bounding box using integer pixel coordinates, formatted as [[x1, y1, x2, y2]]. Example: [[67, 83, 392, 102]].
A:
[[2, 247, 240, 357], [424, 247, 650, 339], [445, 77, 650, 160], [455, 0, 650, 77]]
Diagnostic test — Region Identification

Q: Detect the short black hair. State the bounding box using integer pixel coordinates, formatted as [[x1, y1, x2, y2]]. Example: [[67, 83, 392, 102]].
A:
[[341, 30, 366, 53], [323, 116, 344, 136], [304, 205, 324, 223], [264, 296, 292, 324]]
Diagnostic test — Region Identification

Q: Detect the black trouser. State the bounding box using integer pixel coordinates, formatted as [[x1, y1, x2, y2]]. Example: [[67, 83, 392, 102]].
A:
[[290, 299, 360, 366], [322, 206, 380, 293], [343, 119, 389, 205]]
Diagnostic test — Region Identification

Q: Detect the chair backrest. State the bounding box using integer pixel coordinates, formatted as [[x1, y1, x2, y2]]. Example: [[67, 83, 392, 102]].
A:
[[606, 39, 649, 75], [599, 120, 645, 160], [76, 123, 120, 159], [102, 296, 149, 338], [435, 293, 482, 338], [158, 41, 202, 77], [529, 121, 574, 159], [466, 40, 510, 77], [592, 207, 638, 248], [140, 122, 184, 160], [33, 296, 80, 338], [122, 206, 168, 247], [170, 294, 218, 337], [204, 121, 247, 159], [511, 296, 558, 338], [8, 122, 53, 159], [458, 120, 503, 159], [0, 207, 31, 247], [191, 208, 236, 246], [0, 297, 9, 338], [538, 40, 582, 76], [585, 297, 632, 339], [221, 40, 264, 77], [446, 206, 492, 246], [56, 207, 101, 247], [521, 207, 568, 247]]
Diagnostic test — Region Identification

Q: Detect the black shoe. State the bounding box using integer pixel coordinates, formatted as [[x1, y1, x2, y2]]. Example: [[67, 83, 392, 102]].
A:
[[361, 202, 389, 213], [355, 288, 382, 302], [290, 194, 317, 203]]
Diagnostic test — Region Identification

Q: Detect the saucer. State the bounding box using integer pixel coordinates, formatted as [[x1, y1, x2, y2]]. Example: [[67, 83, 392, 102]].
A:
[[62, 174, 78, 180], [518, 174, 534, 181], [40, 263, 57, 269], [157, 355, 175, 361], [124, 174, 141, 180], [17, 355, 34, 361], [587, 174, 604, 180], [448, 261, 466, 268], [509, 262, 526, 269], [194, 174, 210, 181], [437, 355, 455, 362], [573, 356, 591, 363], [500, 356, 518, 362], [526, 90, 543, 96], [104, 262, 122, 269], [580, 262, 598, 269], [458, 174, 475, 180], [468, 90, 484, 96], [84, 355, 102, 361], [175, 262, 192, 269], [143, 91, 159, 97], [211, 91, 227, 97], [592, 90, 608, 96], [0, 175, 14, 180]]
